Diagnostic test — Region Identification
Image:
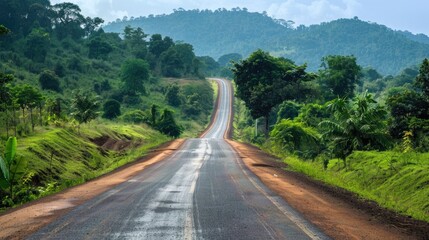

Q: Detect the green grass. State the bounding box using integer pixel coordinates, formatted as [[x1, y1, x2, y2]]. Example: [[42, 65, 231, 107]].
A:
[[264, 145, 429, 222], [0, 122, 170, 209]]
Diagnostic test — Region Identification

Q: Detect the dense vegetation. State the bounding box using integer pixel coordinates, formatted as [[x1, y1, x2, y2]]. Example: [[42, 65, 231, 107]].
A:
[[105, 9, 429, 75], [0, 1, 215, 209], [233, 50, 429, 221]]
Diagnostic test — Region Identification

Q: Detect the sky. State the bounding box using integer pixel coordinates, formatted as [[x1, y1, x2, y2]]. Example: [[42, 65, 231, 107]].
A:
[[50, 0, 429, 36]]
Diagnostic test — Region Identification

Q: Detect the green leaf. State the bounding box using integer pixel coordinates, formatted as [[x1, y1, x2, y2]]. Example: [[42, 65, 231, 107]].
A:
[[10, 156, 27, 177], [0, 177, 10, 189], [0, 155, 10, 183], [5, 137, 17, 165]]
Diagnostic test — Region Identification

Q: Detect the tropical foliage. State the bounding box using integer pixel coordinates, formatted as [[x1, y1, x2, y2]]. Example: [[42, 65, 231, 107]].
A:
[[320, 92, 391, 164]]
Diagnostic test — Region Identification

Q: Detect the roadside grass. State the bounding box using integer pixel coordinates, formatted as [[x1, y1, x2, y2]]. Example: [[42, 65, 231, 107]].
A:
[[0, 122, 170, 210], [0, 77, 216, 210], [264, 145, 429, 222], [210, 79, 219, 101]]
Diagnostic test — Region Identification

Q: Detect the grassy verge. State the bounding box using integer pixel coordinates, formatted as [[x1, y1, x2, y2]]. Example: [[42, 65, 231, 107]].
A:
[[263, 145, 429, 222], [0, 122, 170, 210]]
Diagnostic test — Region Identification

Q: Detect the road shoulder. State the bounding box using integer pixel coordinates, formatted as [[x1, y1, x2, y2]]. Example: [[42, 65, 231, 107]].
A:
[[227, 140, 426, 240]]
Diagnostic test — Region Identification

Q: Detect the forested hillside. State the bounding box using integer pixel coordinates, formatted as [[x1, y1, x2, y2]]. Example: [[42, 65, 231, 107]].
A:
[[105, 9, 429, 75], [0, 1, 214, 209]]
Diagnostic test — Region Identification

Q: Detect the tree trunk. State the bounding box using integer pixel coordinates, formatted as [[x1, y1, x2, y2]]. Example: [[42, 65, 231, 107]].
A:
[[13, 105, 17, 136], [264, 115, 269, 138], [5, 109, 9, 138], [39, 103, 43, 126], [21, 107, 25, 124], [30, 108, 34, 131]]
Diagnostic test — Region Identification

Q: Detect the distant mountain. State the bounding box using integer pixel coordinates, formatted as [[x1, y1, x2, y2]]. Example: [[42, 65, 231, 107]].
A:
[[104, 9, 429, 75], [397, 30, 429, 45]]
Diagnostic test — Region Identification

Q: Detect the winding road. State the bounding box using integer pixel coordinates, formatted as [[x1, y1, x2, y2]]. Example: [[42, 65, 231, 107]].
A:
[[29, 78, 329, 239]]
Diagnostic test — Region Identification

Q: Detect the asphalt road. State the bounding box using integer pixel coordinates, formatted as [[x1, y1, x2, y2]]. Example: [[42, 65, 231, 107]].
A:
[[29, 79, 329, 240]]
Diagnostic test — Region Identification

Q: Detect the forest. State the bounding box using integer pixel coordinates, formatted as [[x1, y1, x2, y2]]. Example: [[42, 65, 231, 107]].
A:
[[105, 8, 429, 75], [233, 50, 429, 222], [0, 0, 222, 209]]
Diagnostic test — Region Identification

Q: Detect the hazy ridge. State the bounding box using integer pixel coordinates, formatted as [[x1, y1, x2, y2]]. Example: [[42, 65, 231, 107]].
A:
[[105, 9, 429, 74]]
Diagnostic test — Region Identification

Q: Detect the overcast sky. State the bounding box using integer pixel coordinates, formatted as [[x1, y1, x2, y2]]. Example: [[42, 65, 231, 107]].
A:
[[50, 0, 429, 36]]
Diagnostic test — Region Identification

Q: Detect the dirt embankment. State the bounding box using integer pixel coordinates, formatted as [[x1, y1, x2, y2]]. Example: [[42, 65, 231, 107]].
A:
[[227, 140, 429, 240], [0, 139, 185, 240]]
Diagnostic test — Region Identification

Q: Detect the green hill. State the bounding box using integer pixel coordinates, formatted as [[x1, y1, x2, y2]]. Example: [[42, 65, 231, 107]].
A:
[[104, 9, 429, 75]]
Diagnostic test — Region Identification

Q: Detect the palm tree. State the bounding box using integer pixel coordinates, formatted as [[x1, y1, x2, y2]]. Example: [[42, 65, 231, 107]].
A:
[[319, 91, 391, 166]]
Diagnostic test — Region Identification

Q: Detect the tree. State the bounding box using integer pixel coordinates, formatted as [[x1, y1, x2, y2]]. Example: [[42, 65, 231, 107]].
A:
[[387, 90, 428, 139], [160, 48, 184, 77], [39, 70, 61, 92], [276, 101, 301, 123], [83, 17, 104, 37], [0, 72, 14, 136], [157, 109, 182, 138], [415, 58, 429, 97], [123, 26, 148, 58], [319, 55, 362, 100], [320, 92, 391, 166], [165, 84, 181, 107], [150, 104, 159, 126], [149, 34, 174, 58], [24, 28, 50, 62], [70, 91, 100, 126], [52, 2, 86, 39], [218, 53, 242, 67], [120, 59, 150, 94], [87, 36, 113, 59], [232, 50, 313, 136], [102, 99, 121, 119], [0, 25, 10, 35], [0, 73, 13, 105], [173, 43, 197, 75], [11, 84, 43, 130]]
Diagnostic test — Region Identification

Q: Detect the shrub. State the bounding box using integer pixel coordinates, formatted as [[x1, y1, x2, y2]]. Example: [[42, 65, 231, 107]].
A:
[[39, 70, 61, 92], [157, 109, 182, 138], [102, 99, 121, 119], [121, 110, 148, 124], [271, 119, 321, 159]]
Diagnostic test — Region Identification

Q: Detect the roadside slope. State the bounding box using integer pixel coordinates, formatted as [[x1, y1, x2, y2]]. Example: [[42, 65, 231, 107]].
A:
[[0, 138, 185, 239], [227, 140, 429, 239]]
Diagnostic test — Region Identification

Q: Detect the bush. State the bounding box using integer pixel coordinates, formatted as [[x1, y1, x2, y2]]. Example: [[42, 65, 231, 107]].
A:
[[121, 110, 148, 124], [165, 84, 181, 107], [102, 99, 121, 119], [157, 109, 182, 137], [271, 119, 321, 159], [39, 70, 61, 92], [277, 101, 301, 123]]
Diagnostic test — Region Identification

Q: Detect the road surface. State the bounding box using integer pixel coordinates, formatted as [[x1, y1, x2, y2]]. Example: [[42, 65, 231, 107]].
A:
[[29, 78, 328, 239]]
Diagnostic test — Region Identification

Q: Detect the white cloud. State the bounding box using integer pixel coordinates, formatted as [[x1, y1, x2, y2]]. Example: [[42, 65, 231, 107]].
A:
[[267, 0, 360, 26]]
